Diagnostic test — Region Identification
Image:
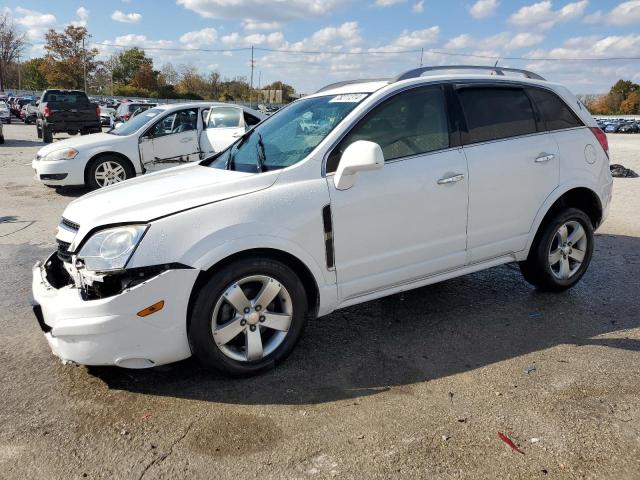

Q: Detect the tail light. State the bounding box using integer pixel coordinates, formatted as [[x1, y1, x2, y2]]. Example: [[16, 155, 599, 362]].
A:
[[590, 127, 609, 159], [96, 105, 101, 117], [43, 105, 51, 118], [123, 112, 130, 121]]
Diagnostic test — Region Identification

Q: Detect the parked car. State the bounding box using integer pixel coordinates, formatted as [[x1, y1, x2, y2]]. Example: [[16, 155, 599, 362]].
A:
[[618, 122, 639, 133], [0, 101, 10, 124], [113, 102, 157, 123], [31, 66, 612, 376], [604, 123, 621, 133], [32, 102, 265, 188], [36, 89, 102, 143], [12, 97, 34, 117], [21, 100, 39, 124], [98, 106, 115, 127]]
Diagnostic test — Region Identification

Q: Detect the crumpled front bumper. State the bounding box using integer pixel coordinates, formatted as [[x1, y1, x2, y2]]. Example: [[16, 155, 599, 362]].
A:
[[31, 253, 199, 368]]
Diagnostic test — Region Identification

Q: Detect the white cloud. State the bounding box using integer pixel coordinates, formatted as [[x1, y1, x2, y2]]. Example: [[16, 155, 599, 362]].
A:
[[529, 33, 640, 59], [310, 22, 362, 47], [584, 1, 640, 26], [372, 26, 440, 50], [445, 31, 544, 50], [469, 0, 499, 19], [179, 27, 218, 48], [242, 19, 283, 31], [12, 7, 56, 41], [111, 10, 143, 23], [177, 0, 344, 22], [71, 6, 89, 27], [374, 0, 406, 7], [413, 1, 424, 13], [509, 0, 588, 29]]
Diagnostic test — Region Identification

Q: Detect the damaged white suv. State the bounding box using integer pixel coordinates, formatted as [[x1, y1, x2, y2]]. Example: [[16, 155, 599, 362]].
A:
[[32, 66, 613, 376]]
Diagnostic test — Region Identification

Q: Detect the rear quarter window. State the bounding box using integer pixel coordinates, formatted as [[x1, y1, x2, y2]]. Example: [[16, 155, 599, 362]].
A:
[[458, 87, 537, 144], [526, 87, 584, 131]]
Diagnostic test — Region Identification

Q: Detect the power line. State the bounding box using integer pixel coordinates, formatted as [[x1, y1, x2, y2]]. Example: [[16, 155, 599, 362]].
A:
[[92, 41, 640, 62]]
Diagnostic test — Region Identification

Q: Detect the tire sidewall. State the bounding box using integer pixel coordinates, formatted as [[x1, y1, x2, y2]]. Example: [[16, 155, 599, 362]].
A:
[[535, 208, 594, 289], [189, 258, 308, 376], [86, 156, 134, 189]]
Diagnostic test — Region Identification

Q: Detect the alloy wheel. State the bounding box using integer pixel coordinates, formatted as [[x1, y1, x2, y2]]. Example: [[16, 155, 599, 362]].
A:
[[211, 275, 293, 362], [94, 160, 127, 187], [548, 220, 588, 280]]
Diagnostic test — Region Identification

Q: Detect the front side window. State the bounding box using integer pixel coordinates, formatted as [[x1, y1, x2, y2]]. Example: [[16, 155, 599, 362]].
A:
[[108, 107, 164, 136], [458, 87, 537, 144], [327, 86, 450, 173], [209, 94, 367, 173], [208, 107, 242, 128], [526, 87, 584, 131], [150, 108, 198, 137]]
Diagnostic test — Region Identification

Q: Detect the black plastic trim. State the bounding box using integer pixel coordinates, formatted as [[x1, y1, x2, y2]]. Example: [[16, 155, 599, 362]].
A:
[[322, 204, 335, 269]]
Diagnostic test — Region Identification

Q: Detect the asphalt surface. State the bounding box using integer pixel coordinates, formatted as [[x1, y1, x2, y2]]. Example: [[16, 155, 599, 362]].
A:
[[1, 122, 639, 479]]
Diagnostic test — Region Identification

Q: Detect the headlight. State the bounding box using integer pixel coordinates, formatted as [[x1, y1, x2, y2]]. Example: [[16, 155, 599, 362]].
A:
[[77, 225, 148, 271], [42, 148, 79, 161]]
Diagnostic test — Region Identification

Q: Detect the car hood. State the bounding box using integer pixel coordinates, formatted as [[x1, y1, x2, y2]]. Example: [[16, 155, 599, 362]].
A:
[[63, 163, 280, 246], [37, 132, 123, 156]]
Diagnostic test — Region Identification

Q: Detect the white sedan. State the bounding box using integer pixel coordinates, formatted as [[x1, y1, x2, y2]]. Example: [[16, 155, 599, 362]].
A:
[[32, 102, 265, 188]]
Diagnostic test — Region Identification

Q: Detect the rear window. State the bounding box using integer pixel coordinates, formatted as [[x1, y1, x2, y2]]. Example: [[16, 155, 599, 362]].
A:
[[526, 88, 584, 131], [458, 87, 537, 144], [43, 91, 89, 103]]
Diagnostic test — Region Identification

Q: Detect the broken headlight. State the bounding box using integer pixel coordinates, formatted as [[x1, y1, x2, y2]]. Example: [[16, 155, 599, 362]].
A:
[[77, 225, 148, 272]]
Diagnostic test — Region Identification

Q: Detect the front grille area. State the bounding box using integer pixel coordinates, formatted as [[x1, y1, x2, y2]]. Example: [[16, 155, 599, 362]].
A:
[[60, 217, 80, 231], [56, 239, 72, 262]]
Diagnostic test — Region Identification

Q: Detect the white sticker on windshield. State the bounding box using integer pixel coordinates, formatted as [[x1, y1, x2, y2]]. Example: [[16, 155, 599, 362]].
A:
[[145, 112, 158, 117], [329, 94, 367, 103]]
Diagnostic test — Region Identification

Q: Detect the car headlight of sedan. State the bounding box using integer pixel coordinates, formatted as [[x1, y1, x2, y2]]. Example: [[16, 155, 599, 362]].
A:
[[42, 147, 79, 161], [77, 225, 148, 271]]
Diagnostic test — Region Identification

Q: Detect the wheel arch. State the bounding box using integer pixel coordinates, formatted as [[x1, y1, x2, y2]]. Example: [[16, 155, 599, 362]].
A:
[[84, 151, 136, 185], [186, 247, 321, 332], [526, 185, 602, 255]]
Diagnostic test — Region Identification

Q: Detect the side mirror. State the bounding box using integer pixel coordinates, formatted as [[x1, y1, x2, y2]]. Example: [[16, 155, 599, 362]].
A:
[[334, 140, 384, 190]]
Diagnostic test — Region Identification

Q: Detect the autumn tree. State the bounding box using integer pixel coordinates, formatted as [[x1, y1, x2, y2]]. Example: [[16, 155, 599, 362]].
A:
[[112, 47, 153, 85], [158, 62, 179, 86], [21, 58, 47, 90], [43, 25, 98, 89], [620, 91, 640, 115], [131, 62, 158, 91], [0, 13, 26, 91]]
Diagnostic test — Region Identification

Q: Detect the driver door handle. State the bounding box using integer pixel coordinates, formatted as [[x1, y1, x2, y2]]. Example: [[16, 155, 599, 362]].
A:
[[535, 153, 555, 163], [437, 174, 465, 185]]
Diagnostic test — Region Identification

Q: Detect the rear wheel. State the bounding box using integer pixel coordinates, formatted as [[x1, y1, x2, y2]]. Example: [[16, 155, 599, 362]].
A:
[[42, 124, 53, 143], [189, 257, 308, 376], [520, 208, 594, 292], [36, 125, 42, 138], [86, 156, 134, 189], [0, 135, 4, 144]]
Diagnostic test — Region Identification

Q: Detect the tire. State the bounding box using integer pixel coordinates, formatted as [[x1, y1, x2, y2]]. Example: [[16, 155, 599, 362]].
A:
[[189, 257, 308, 376], [7, 117, 10, 124], [0, 135, 4, 144], [519, 208, 594, 292], [86, 155, 135, 189], [36, 126, 42, 139], [42, 124, 53, 143]]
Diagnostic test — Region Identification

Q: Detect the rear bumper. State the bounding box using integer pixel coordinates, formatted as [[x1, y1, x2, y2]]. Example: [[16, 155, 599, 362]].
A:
[[32, 253, 199, 368], [45, 121, 101, 132]]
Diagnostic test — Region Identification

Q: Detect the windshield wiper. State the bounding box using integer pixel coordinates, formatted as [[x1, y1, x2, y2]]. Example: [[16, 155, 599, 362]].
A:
[[226, 128, 256, 170], [255, 132, 266, 173]]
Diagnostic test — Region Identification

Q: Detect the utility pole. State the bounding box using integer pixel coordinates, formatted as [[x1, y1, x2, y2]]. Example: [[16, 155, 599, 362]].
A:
[[17, 54, 21, 91], [249, 45, 254, 108], [82, 37, 87, 92], [420, 48, 424, 67]]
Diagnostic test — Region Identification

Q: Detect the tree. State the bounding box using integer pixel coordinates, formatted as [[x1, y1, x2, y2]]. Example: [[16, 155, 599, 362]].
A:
[[43, 25, 98, 89], [158, 62, 179, 87], [112, 47, 153, 85], [620, 91, 640, 115], [131, 63, 158, 91], [0, 13, 26, 91], [21, 58, 47, 90]]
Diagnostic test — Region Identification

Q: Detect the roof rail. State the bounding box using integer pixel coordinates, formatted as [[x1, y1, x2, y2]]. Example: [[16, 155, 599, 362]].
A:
[[315, 78, 389, 94], [392, 65, 546, 82]]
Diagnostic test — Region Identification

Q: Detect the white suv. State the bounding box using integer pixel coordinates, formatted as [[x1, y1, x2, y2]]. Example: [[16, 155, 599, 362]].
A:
[[32, 66, 613, 376]]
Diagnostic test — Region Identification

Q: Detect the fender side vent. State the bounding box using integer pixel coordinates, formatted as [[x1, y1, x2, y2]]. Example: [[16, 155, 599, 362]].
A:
[[322, 204, 335, 269]]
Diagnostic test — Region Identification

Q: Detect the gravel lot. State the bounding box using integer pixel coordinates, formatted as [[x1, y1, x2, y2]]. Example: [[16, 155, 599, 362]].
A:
[[1, 123, 639, 479]]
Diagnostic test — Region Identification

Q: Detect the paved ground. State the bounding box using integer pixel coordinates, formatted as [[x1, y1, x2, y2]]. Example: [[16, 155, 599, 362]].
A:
[[1, 122, 639, 479]]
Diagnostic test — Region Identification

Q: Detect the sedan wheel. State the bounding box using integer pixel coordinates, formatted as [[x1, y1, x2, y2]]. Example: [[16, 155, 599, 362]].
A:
[[94, 160, 127, 187], [548, 220, 588, 280]]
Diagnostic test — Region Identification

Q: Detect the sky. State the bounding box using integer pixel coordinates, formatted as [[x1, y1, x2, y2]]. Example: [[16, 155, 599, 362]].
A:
[[3, 0, 640, 94]]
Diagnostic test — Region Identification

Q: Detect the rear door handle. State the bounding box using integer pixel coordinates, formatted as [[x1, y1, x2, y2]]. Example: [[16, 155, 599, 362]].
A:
[[535, 153, 555, 163], [437, 174, 465, 185]]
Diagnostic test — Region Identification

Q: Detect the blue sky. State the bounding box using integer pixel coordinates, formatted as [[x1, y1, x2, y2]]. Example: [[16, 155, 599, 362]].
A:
[[3, 0, 640, 93]]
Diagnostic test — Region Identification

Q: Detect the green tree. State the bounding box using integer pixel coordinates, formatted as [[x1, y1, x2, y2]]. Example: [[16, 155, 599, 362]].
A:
[[21, 58, 47, 90], [43, 25, 98, 89], [112, 47, 153, 85]]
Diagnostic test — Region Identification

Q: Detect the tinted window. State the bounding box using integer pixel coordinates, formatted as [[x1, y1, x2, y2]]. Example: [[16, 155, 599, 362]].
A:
[[43, 91, 89, 103], [244, 112, 261, 126], [327, 86, 449, 173], [458, 87, 537, 144], [108, 107, 164, 136], [208, 107, 242, 128], [527, 88, 583, 131]]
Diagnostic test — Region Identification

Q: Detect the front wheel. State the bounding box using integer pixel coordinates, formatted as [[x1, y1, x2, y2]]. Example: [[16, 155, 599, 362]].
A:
[[189, 257, 308, 376], [86, 156, 134, 189], [520, 208, 594, 292]]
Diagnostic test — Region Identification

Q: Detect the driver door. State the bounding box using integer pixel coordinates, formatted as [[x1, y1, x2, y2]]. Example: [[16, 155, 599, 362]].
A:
[[202, 106, 245, 154], [140, 108, 200, 169]]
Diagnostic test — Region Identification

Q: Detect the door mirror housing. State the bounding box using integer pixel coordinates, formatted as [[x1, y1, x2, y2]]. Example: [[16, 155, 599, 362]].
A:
[[334, 140, 384, 190]]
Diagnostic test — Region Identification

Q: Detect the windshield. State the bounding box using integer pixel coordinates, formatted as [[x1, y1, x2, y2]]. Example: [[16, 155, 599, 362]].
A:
[[109, 107, 164, 136], [210, 93, 368, 172]]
